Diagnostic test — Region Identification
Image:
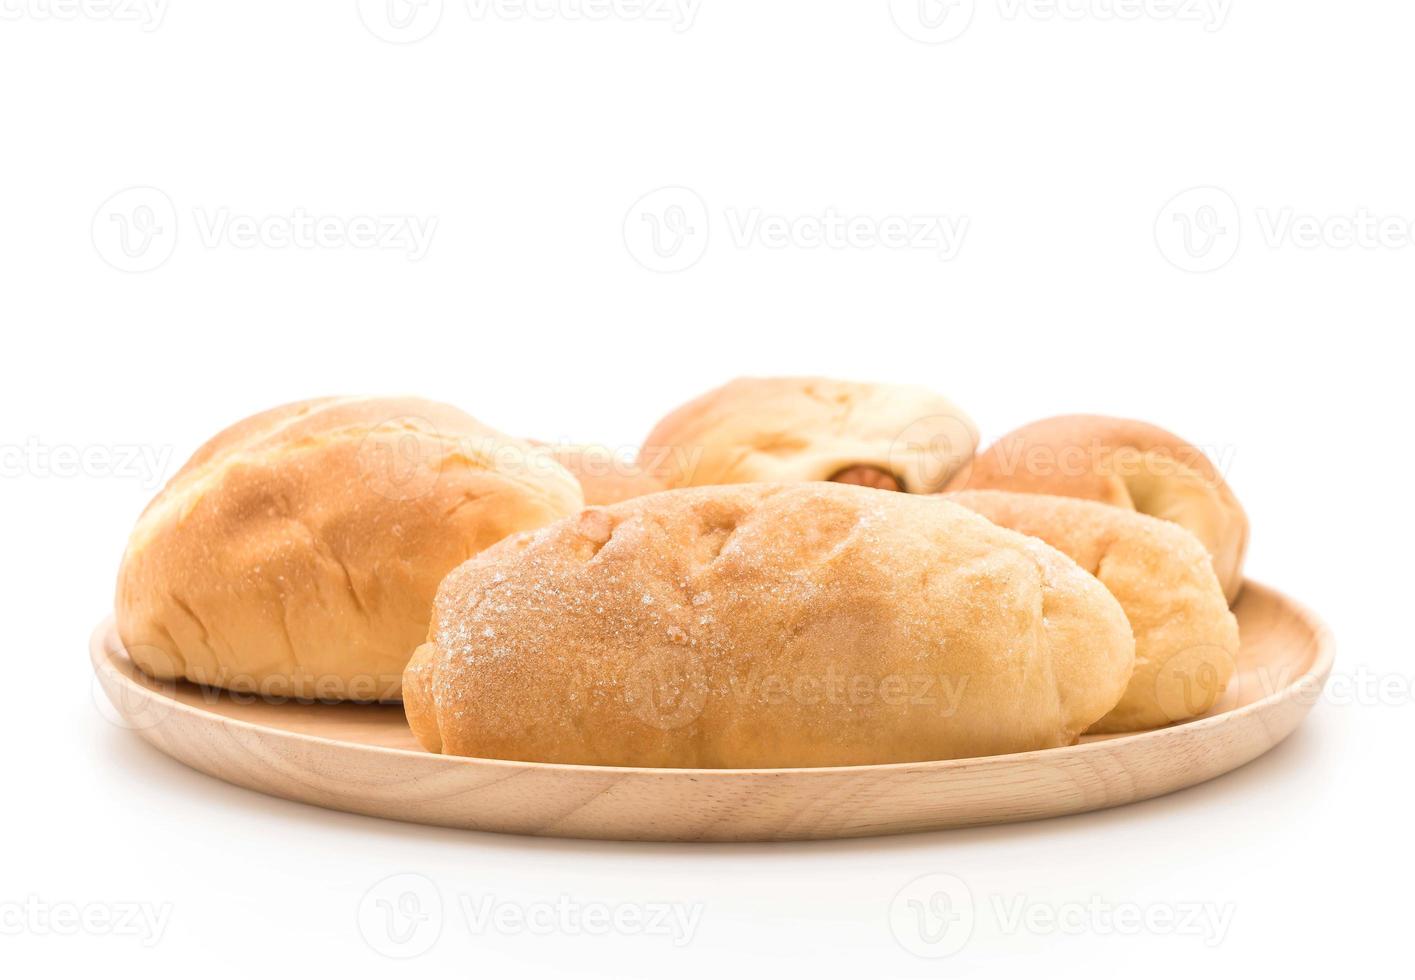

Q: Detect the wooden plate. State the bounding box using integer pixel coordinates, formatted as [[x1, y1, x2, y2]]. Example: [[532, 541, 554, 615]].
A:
[[91, 581, 1333, 842]]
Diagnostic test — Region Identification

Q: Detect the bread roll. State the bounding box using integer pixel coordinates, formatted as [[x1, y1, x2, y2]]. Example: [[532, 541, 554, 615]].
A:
[[116, 397, 583, 701], [638, 377, 978, 494], [949, 490, 1239, 732], [404, 483, 1134, 767], [544, 443, 666, 505], [948, 415, 1248, 602]]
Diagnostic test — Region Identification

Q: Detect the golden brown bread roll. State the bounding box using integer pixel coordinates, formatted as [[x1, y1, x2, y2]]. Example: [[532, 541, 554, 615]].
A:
[[637, 376, 978, 493], [948, 415, 1248, 602], [948, 490, 1239, 732], [404, 483, 1135, 767], [116, 396, 583, 700], [544, 443, 666, 505]]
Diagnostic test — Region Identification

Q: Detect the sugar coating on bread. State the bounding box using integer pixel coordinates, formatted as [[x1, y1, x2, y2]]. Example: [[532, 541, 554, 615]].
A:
[[637, 376, 978, 494], [116, 396, 583, 701], [405, 483, 1134, 767], [949, 489, 1240, 732], [948, 414, 1249, 603]]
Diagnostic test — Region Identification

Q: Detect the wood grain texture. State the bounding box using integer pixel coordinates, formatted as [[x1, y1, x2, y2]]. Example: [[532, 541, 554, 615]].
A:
[[90, 581, 1333, 842]]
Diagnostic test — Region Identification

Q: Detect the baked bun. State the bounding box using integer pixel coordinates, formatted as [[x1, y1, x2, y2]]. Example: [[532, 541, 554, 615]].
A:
[[116, 397, 583, 701], [544, 443, 666, 505], [638, 377, 978, 494], [949, 490, 1239, 733], [404, 483, 1134, 767], [948, 415, 1248, 602]]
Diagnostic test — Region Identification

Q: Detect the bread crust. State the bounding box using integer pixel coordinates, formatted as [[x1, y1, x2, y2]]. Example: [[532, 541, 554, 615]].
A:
[[116, 396, 583, 700], [404, 483, 1134, 767], [948, 414, 1248, 602], [637, 377, 978, 494], [949, 490, 1239, 732]]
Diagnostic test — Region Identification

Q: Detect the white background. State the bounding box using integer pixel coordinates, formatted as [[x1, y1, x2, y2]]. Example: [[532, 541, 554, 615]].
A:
[[1, 1, 1410, 976]]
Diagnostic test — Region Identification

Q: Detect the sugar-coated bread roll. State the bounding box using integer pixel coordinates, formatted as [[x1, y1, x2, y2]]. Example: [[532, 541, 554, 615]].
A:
[[544, 443, 666, 505], [948, 415, 1248, 602], [117, 397, 583, 701], [949, 490, 1239, 733], [638, 377, 978, 494], [404, 483, 1135, 767]]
